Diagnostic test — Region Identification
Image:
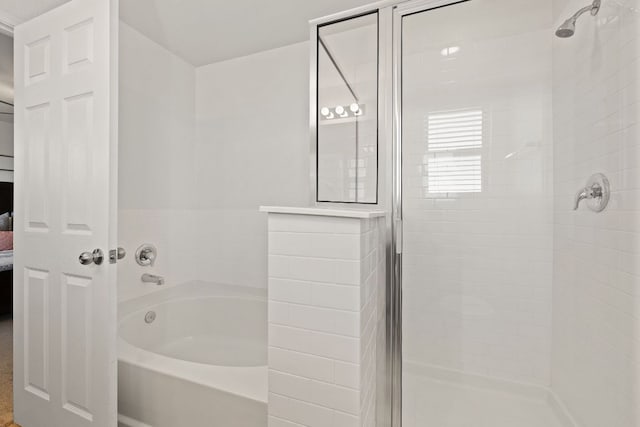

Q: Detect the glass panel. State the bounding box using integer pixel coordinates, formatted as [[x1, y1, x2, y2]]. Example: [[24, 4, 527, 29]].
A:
[[317, 12, 378, 203], [401, 0, 555, 425]]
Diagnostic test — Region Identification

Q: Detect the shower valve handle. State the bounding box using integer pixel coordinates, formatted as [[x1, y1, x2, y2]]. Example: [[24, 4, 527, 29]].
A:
[[135, 244, 157, 267], [573, 173, 610, 212]]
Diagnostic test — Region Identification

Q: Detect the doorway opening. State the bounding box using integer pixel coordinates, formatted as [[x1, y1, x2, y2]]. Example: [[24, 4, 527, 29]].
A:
[[0, 28, 15, 427]]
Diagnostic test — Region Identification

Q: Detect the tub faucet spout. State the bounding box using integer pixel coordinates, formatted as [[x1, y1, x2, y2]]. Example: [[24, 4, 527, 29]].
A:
[[141, 273, 164, 286]]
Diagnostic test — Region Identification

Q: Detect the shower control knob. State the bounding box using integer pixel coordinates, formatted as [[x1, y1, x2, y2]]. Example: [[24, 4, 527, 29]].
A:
[[135, 244, 157, 267], [573, 173, 610, 212]]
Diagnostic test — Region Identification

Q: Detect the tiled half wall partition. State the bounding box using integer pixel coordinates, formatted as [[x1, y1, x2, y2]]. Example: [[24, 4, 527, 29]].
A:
[[262, 207, 386, 427]]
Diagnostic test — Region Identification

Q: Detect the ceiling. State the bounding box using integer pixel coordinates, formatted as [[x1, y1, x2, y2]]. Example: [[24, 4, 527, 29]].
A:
[[0, 0, 377, 66], [0, 0, 69, 23], [119, 0, 376, 66]]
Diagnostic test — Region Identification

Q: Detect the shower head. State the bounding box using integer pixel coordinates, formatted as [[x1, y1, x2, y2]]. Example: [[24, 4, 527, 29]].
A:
[[555, 19, 577, 38], [555, 0, 601, 38]]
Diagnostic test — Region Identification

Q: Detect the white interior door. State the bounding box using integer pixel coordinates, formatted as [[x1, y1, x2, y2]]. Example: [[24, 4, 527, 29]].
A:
[[13, 0, 118, 426]]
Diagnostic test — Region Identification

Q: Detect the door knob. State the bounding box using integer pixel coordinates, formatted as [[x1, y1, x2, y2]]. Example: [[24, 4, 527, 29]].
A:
[[79, 249, 104, 265]]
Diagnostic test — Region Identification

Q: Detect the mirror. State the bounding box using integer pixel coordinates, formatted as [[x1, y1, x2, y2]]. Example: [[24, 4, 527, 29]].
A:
[[316, 12, 378, 204]]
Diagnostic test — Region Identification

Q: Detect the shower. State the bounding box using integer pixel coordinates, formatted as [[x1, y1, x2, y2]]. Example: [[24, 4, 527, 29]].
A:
[[556, 0, 601, 37]]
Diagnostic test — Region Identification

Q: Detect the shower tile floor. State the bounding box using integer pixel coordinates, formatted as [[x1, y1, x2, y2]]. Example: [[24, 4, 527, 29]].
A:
[[403, 372, 564, 427]]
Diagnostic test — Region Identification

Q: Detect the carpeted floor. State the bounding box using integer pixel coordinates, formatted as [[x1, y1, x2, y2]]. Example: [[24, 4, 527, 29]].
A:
[[0, 316, 14, 427]]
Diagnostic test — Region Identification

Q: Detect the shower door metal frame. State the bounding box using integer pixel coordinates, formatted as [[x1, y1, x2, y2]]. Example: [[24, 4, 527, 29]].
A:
[[309, 1, 473, 426], [390, 2, 473, 426]]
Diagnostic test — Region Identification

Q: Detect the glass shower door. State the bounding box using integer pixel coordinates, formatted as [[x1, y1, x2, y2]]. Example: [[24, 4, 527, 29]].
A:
[[399, 0, 557, 425]]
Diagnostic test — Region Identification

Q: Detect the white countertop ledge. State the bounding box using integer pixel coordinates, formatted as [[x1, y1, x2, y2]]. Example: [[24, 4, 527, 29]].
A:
[[259, 206, 386, 219]]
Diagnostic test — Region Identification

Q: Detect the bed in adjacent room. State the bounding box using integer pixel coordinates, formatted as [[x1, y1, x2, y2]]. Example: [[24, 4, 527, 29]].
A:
[[0, 181, 13, 315]]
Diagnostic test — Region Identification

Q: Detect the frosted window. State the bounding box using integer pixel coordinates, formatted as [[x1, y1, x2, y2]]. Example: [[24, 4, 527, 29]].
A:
[[424, 109, 483, 194]]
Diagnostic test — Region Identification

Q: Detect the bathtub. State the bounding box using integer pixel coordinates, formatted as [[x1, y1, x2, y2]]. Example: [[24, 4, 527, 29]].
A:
[[117, 281, 268, 427]]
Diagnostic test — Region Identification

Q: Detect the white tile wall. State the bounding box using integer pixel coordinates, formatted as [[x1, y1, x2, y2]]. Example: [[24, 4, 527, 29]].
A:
[[118, 22, 197, 211], [118, 22, 197, 300], [193, 43, 310, 289], [118, 24, 310, 300], [117, 209, 270, 300], [266, 213, 384, 427], [551, 1, 640, 426]]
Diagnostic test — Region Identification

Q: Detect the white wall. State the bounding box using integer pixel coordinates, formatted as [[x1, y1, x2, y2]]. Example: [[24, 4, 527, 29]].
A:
[[551, 0, 640, 425], [0, 32, 13, 183], [0, 119, 12, 156], [119, 23, 309, 301], [194, 43, 309, 289], [401, 0, 554, 386], [0, 32, 13, 105], [118, 22, 197, 300], [0, 119, 13, 183]]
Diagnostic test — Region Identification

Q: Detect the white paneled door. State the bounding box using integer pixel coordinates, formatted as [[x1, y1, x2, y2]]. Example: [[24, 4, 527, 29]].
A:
[[13, 0, 118, 426]]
